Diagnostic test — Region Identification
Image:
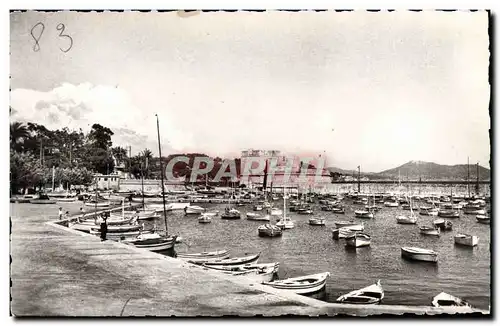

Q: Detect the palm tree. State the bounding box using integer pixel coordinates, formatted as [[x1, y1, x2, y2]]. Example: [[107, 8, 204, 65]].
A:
[[10, 122, 30, 150]]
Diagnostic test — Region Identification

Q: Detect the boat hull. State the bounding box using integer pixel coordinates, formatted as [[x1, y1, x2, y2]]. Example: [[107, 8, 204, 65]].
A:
[[262, 272, 330, 295], [454, 235, 479, 247], [401, 248, 438, 263], [345, 234, 371, 247]]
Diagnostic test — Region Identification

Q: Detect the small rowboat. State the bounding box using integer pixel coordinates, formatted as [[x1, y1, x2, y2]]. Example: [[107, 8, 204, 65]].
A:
[[84, 201, 111, 207], [337, 280, 384, 304], [331, 227, 358, 240], [176, 250, 230, 263], [438, 210, 460, 218], [331, 207, 345, 214], [419, 226, 441, 236], [198, 213, 212, 223], [345, 232, 371, 248], [432, 292, 472, 308], [247, 212, 270, 221], [30, 194, 57, 204], [454, 234, 479, 247], [396, 215, 417, 224], [463, 208, 486, 215], [384, 201, 399, 207], [269, 208, 283, 216], [253, 205, 263, 211], [354, 210, 373, 219], [335, 221, 364, 230], [123, 233, 177, 252], [202, 262, 279, 283], [309, 217, 325, 226], [89, 229, 152, 240], [401, 247, 438, 262], [221, 208, 241, 219], [476, 215, 490, 224], [258, 224, 283, 237], [202, 252, 260, 267], [262, 272, 330, 295], [184, 205, 205, 215], [90, 224, 141, 233], [433, 219, 453, 231], [276, 218, 295, 229], [419, 208, 439, 216], [298, 209, 314, 215]]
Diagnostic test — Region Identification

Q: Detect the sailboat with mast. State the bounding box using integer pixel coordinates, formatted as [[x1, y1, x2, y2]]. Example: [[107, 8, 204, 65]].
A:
[[276, 187, 294, 229], [123, 115, 177, 254], [221, 183, 241, 219], [396, 195, 418, 224]]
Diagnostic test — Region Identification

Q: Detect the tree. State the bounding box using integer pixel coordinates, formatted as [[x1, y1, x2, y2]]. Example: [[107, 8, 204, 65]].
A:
[[87, 123, 114, 150], [10, 122, 30, 152], [112, 146, 128, 166], [10, 150, 44, 194]]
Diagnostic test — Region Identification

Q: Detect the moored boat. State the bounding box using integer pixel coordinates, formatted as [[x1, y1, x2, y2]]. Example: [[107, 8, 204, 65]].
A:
[[29, 194, 57, 204], [419, 226, 441, 236], [334, 221, 364, 230], [331, 207, 345, 214], [345, 232, 371, 248], [433, 218, 453, 231], [122, 233, 177, 252], [337, 280, 384, 304], [176, 250, 230, 263], [246, 212, 270, 221], [258, 223, 283, 237], [202, 252, 260, 267], [401, 247, 438, 262], [432, 292, 473, 308], [269, 207, 283, 216], [354, 209, 374, 218], [384, 201, 399, 207], [221, 208, 241, 219], [419, 207, 439, 216], [262, 272, 330, 295], [202, 262, 279, 283], [184, 205, 205, 215], [308, 217, 325, 226], [396, 215, 417, 224], [438, 210, 460, 218], [454, 233, 478, 247], [331, 227, 358, 240], [476, 215, 490, 224], [198, 213, 212, 223]]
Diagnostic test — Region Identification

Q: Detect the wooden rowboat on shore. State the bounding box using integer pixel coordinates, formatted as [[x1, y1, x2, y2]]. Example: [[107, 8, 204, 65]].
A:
[[176, 250, 230, 263], [262, 272, 330, 295], [337, 280, 384, 304]]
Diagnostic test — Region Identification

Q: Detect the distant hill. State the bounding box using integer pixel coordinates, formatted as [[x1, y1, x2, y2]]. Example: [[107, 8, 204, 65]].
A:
[[377, 160, 490, 181], [327, 160, 490, 181]]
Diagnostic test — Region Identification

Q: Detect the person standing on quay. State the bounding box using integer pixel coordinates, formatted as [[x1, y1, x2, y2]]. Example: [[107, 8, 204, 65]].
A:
[[100, 215, 108, 241], [58, 207, 63, 220]]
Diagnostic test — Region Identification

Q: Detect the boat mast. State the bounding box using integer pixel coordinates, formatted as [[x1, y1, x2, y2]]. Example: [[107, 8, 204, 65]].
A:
[[155, 114, 168, 236], [357, 165, 361, 193], [467, 156, 470, 198], [476, 162, 480, 195], [283, 186, 287, 220], [94, 176, 98, 214], [141, 160, 145, 210]]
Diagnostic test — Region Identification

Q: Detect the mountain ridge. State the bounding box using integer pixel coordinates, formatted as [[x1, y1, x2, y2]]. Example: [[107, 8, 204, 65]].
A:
[[328, 160, 491, 181]]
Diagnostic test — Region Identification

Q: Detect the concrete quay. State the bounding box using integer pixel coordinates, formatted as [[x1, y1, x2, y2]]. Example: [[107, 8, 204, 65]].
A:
[[10, 206, 489, 317]]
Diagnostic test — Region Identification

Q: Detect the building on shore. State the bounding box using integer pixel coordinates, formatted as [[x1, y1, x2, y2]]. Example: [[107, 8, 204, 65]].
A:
[[239, 149, 332, 191]]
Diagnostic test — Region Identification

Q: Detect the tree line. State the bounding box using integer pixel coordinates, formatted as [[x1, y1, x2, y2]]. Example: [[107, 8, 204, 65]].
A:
[[10, 121, 243, 194]]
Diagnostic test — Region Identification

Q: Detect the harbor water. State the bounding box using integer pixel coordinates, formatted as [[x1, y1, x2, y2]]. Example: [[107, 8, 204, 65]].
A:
[[11, 198, 491, 310]]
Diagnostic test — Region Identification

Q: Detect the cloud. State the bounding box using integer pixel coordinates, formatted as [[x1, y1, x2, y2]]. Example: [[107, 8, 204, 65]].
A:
[[10, 83, 192, 155]]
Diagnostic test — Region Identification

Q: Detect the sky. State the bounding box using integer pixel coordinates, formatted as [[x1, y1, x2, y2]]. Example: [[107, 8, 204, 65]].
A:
[[9, 10, 490, 172]]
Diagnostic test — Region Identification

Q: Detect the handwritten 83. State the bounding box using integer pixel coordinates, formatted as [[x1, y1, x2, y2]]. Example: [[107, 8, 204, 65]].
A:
[[30, 22, 73, 53]]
